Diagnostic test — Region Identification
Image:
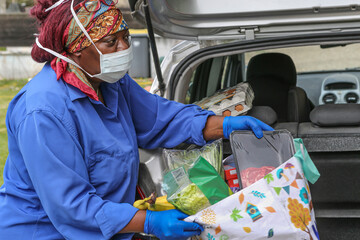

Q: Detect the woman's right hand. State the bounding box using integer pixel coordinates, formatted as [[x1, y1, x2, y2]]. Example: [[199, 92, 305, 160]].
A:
[[143, 209, 203, 240]]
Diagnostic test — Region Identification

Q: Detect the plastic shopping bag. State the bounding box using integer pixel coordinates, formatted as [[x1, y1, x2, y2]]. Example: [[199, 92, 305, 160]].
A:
[[185, 142, 320, 240], [163, 138, 223, 178], [162, 156, 231, 215]]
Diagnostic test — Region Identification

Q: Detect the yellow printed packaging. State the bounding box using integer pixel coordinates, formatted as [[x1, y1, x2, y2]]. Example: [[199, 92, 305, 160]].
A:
[[133, 193, 175, 211]]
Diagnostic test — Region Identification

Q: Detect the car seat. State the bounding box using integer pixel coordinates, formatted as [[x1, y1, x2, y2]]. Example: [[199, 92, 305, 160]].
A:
[[297, 104, 360, 239], [246, 52, 312, 122]]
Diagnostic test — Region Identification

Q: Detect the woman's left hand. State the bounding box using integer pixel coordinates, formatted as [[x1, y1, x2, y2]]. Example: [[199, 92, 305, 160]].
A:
[[223, 116, 274, 139]]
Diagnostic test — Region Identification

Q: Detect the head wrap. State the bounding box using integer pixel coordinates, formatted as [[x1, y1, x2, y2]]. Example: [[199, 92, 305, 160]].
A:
[[51, 0, 129, 101], [64, 0, 128, 53]]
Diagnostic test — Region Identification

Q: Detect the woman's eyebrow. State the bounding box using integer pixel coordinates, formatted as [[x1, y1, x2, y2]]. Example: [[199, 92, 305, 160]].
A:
[[99, 35, 116, 41]]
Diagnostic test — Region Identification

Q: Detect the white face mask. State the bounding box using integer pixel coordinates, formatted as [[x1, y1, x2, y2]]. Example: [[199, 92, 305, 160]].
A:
[[93, 46, 133, 83], [36, 0, 133, 84]]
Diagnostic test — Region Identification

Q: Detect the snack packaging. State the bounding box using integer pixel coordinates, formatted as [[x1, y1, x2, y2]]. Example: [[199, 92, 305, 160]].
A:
[[162, 156, 231, 215], [186, 140, 321, 240], [223, 155, 240, 192], [194, 82, 254, 117]]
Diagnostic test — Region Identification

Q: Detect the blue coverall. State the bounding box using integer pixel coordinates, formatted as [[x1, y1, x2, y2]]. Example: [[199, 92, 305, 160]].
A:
[[0, 63, 214, 240]]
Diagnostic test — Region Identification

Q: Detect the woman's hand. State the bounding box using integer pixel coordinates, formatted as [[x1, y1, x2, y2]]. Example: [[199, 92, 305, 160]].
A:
[[203, 115, 273, 141], [144, 209, 203, 240], [223, 116, 274, 139]]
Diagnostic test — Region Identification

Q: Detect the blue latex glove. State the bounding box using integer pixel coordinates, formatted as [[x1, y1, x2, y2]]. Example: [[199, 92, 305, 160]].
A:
[[144, 209, 203, 240], [223, 116, 274, 139]]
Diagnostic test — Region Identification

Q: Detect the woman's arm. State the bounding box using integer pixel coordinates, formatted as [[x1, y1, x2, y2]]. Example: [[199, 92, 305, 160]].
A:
[[119, 210, 146, 233], [203, 115, 225, 141], [124, 75, 215, 148]]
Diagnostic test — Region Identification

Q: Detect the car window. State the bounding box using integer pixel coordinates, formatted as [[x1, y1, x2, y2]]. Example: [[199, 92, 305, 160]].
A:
[[244, 44, 360, 106], [185, 53, 245, 104], [186, 44, 360, 106], [244, 44, 360, 73]]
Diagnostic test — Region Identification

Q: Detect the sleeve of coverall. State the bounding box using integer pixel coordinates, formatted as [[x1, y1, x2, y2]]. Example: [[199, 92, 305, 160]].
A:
[[125, 75, 215, 149], [17, 110, 139, 240]]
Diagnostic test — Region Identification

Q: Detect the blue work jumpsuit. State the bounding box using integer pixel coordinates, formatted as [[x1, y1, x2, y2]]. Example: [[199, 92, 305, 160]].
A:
[[0, 63, 214, 239]]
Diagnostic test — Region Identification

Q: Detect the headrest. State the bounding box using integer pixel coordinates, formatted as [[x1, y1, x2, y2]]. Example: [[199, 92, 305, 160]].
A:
[[246, 53, 297, 86], [310, 104, 360, 127], [247, 106, 278, 126]]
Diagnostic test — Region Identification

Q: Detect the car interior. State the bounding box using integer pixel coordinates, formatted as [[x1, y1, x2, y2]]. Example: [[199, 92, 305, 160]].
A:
[[246, 52, 312, 123], [182, 43, 360, 239]]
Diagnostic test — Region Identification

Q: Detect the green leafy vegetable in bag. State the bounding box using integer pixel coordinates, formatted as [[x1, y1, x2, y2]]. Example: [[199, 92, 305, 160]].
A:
[[163, 156, 231, 215], [163, 139, 224, 178], [170, 183, 211, 215]]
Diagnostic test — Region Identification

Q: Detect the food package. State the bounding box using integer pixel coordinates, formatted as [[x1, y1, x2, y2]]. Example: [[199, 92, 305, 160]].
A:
[[162, 156, 231, 215], [224, 165, 238, 182], [186, 143, 321, 240], [133, 193, 176, 211], [194, 82, 254, 117], [223, 155, 240, 193], [163, 138, 223, 178], [227, 178, 240, 193], [230, 130, 296, 189]]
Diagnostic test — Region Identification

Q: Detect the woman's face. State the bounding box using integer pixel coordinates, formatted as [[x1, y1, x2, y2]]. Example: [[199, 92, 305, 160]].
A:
[[69, 29, 131, 77]]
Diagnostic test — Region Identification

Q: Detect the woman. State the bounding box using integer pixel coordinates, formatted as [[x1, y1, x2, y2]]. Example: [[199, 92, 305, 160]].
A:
[[0, 0, 273, 239]]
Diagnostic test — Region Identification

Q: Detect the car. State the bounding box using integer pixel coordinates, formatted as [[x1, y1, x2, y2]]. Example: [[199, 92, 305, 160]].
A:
[[129, 1, 360, 239]]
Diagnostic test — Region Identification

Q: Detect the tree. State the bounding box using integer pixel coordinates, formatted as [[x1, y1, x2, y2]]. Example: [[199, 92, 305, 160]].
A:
[[287, 198, 313, 240]]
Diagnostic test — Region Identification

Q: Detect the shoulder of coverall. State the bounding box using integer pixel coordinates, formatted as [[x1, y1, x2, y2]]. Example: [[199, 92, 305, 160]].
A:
[[6, 63, 77, 133]]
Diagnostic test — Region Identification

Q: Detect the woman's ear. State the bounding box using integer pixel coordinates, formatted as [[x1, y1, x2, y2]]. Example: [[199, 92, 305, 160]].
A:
[[67, 51, 82, 63], [69, 51, 81, 58], [72, 51, 81, 57]]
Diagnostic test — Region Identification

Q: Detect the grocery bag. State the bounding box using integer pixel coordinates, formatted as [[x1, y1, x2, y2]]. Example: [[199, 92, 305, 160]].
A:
[[163, 138, 223, 178], [162, 156, 231, 215], [185, 140, 320, 240]]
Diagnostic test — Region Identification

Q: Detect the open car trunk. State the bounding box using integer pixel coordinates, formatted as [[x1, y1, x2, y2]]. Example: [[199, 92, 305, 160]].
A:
[[129, 0, 360, 41], [130, 1, 360, 239]]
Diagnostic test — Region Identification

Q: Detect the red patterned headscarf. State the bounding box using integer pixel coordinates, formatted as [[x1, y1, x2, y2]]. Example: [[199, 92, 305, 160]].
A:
[[64, 0, 128, 52], [51, 0, 128, 101]]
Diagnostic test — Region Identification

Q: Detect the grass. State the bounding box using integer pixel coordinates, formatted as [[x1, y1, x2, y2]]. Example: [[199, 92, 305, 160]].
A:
[[134, 78, 153, 88], [0, 78, 152, 186]]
